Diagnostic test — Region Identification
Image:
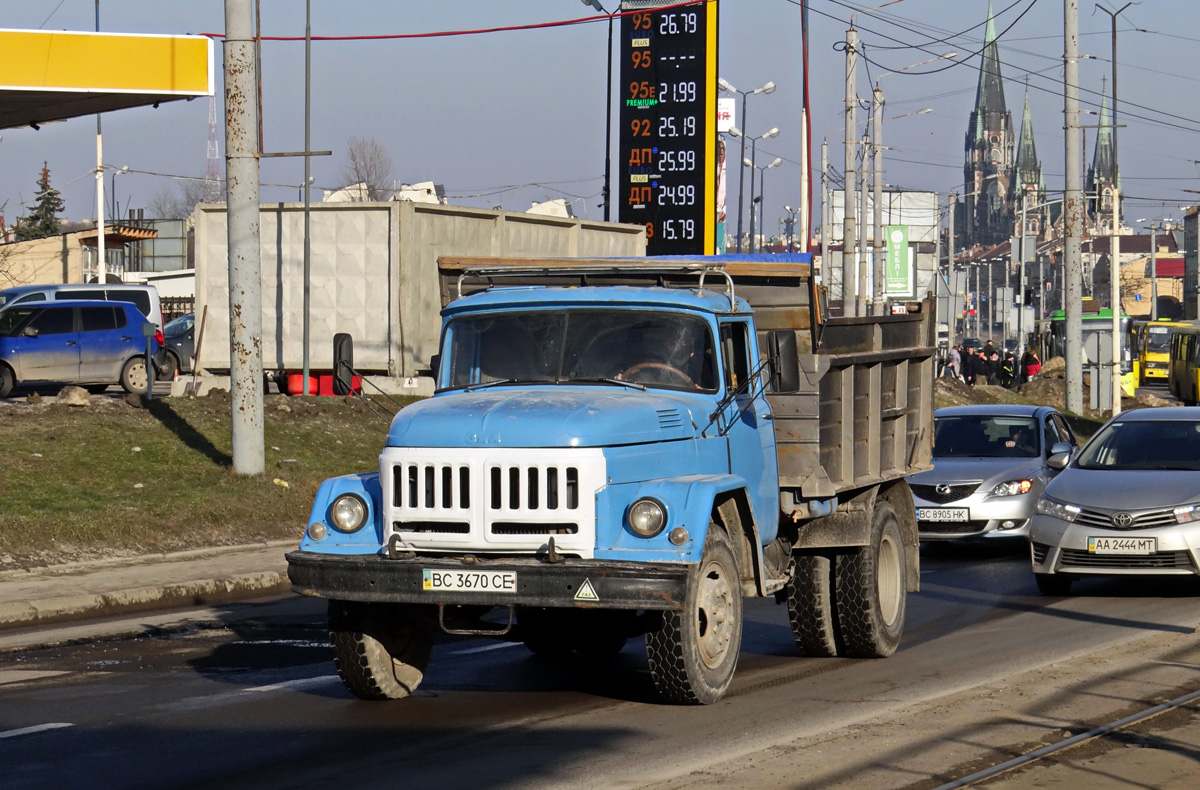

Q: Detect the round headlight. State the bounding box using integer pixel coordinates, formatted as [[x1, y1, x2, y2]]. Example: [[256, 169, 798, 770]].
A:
[[627, 498, 667, 537], [330, 494, 368, 532]]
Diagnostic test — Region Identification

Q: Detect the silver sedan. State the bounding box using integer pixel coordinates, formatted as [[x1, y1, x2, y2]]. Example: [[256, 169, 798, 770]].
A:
[[1030, 407, 1200, 595], [910, 405, 1078, 541]]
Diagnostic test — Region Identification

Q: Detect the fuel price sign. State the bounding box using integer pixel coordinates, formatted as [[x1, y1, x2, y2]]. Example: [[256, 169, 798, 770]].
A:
[[618, 1, 717, 255]]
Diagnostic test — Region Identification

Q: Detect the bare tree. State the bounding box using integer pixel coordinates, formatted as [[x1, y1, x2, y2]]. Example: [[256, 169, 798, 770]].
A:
[[340, 137, 394, 201], [148, 178, 223, 219]]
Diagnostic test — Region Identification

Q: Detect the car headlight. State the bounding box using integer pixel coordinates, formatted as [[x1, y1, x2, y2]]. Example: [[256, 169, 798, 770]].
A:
[[990, 479, 1033, 497], [329, 494, 368, 532], [1175, 505, 1197, 524], [627, 498, 667, 537], [1036, 496, 1080, 523]]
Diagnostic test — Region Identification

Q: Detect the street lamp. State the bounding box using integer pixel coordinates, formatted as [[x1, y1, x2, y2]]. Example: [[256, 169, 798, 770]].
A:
[[745, 156, 782, 253], [783, 204, 799, 251], [719, 78, 776, 252], [1135, 217, 1180, 322], [580, 0, 615, 221], [739, 127, 779, 252]]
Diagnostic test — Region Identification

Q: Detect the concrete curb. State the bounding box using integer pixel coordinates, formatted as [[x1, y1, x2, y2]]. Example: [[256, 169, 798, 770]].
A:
[[0, 571, 293, 630], [0, 541, 298, 632], [0, 540, 297, 581]]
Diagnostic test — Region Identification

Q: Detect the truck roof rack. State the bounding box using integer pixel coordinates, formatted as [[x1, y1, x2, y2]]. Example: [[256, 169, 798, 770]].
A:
[[436, 256, 812, 312]]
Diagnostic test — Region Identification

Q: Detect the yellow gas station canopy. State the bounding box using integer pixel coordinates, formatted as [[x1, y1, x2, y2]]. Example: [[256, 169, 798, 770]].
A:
[[0, 29, 213, 130]]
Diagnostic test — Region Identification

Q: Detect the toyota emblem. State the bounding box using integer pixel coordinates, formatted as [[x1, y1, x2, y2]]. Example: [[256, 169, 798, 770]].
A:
[[1111, 512, 1134, 528], [935, 484, 952, 495]]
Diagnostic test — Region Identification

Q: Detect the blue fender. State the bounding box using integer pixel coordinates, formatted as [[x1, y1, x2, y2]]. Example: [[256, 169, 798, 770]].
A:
[[596, 473, 761, 567], [299, 472, 383, 554]]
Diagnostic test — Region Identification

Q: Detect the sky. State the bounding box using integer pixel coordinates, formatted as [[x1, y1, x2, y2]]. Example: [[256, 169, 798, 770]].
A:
[[2, 0, 1199, 240]]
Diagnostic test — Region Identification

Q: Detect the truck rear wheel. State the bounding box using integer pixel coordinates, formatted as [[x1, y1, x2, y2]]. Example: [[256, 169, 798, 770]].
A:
[[645, 525, 742, 704], [834, 502, 906, 658], [328, 600, 432, 700], [785, 552, 842, 657]]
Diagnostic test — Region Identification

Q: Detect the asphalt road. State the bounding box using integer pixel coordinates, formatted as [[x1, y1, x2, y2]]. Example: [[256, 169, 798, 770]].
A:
[[3, 542, 1199, 790]]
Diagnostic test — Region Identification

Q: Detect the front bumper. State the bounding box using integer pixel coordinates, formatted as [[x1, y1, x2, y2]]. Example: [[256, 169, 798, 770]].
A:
[[915, 493, 1035, 540], [1029, 515, 1200, 576], [286, 550, 690, 610]]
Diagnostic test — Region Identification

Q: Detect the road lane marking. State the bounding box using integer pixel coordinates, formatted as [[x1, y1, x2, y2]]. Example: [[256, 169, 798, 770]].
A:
[[0, 723, 73, 740], [244, 675, 341, 694], [452, 642, 523, 656]]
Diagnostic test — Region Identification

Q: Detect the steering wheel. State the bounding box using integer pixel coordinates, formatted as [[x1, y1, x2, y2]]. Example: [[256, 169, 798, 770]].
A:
[[620, 362, 699, 389]]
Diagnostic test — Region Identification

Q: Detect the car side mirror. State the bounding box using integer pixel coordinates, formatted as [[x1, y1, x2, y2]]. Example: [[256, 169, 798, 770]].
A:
[[23, 326, 38, 338], [1047, 452, 1071, 470], [767, 330, 800, 394], [1049, 441, 1073, 457]]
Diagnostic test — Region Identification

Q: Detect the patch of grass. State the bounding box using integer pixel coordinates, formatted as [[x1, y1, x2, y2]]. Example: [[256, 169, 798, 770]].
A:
[[0, 394, 419, 569]]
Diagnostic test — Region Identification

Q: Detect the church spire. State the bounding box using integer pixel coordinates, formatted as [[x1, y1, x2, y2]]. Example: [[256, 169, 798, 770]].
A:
[[1088, 94, 1116, 189], [973, 1, 1007, 140], [1015, 93, 1039, 176]]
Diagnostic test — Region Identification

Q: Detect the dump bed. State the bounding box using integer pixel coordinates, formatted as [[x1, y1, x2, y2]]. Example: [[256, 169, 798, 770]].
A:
[[437, 255, 934, 500]]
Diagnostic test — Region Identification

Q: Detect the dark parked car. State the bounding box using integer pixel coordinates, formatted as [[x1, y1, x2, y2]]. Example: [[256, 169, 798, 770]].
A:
[[909, 405, 1079, 541], [0, 300, 157, 397], [155, 313, 195, 379]]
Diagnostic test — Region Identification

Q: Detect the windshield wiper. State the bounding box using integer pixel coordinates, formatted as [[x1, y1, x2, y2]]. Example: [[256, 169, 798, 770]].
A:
[[564, 377, 647, 391], [463, 379, 549, 392]]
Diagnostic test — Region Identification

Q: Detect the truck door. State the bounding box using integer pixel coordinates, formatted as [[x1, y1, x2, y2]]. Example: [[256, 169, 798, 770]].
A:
[[719, 319, 780, 543]]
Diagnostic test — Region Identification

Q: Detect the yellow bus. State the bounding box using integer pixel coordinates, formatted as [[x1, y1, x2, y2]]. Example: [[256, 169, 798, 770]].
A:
[[1137, 319, 1192, 387], [1168, 324, 1200, 405]]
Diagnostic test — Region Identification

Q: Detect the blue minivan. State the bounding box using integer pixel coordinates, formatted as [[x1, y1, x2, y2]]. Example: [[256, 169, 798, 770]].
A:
[[0, 300, 158, 397]]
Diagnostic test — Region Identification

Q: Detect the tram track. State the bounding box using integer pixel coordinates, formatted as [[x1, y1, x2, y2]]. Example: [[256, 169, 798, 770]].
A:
[[933, 687, 1200, 789]]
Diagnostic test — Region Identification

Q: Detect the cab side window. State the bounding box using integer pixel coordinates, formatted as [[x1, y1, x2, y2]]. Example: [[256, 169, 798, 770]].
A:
[[720, 322, 751, 393], [27, 307, 75, 335]]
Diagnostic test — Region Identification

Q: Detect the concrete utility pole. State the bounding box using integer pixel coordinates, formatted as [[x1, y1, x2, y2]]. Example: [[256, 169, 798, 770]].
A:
[[800, 108, 810, 252], [842, 26, 858, 316], [1098, 2, 1130, 415], [821, 140, 830, 284], [859, 133, 869, 316], [1019, 193, 1027, 356], [1064, 0, 1084, 414], [225, 0, 265, 475], [872, 86, 885, 314], [94, 0, 104, 283], [1150, 223, 1159, 321]]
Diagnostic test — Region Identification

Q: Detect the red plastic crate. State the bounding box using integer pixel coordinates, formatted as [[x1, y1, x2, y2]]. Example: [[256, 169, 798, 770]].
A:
[[285, 372, 361, 396]]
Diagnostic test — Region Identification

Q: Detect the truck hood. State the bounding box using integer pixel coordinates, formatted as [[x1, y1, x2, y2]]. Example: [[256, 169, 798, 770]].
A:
[[386, 386, 704, 448]]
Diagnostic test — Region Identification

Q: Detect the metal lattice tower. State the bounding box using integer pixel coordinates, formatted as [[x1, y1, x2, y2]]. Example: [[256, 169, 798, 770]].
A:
[[205, 95, 221, 201]]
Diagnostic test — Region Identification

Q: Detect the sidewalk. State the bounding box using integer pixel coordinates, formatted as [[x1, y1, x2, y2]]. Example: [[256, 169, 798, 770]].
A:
[[0, 541, 294, 635]]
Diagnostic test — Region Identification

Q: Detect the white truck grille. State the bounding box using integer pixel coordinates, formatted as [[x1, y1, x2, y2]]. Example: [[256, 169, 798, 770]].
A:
[[379, 447, 606, 557]]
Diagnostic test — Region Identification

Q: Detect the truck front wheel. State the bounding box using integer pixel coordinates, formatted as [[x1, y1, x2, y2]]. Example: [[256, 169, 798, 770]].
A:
[[645, 525, 742, 704], [834, 501, 906, 658], [328, 600, 432, 700], [786, 551, 842, 657]]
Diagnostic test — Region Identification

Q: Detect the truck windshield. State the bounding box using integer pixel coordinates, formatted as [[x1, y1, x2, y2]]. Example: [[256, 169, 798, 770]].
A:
[[444, 309, 717, 392]]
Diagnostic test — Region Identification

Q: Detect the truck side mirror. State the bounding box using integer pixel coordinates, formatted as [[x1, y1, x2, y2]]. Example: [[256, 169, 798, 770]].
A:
[[767, 330, 800, 393], [429, 354, 441, 381], [333, 333, 354, 396]]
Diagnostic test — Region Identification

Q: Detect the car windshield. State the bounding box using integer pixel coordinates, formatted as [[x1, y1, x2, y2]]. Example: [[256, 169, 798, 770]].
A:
[[164, 315, 194, 337], [0, 307, 36, 336], [933, 415, 1040, 458], [443, 309, 717, 392], [1075, 420, 1200, 470]]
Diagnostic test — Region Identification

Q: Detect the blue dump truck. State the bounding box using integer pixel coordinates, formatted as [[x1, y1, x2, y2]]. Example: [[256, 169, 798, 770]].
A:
[[286, 255, 935, 704]]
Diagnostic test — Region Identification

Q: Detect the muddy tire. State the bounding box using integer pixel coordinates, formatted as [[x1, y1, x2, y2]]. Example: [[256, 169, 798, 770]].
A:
[[120, 357, 148, 394], [328, 600, 432, 700], [646, 525, 742, 704], [786, 551, 841, 657], [1035, 573, 1073, 596], [0, 365, 14, 398], [835, 502, 906, 658]]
